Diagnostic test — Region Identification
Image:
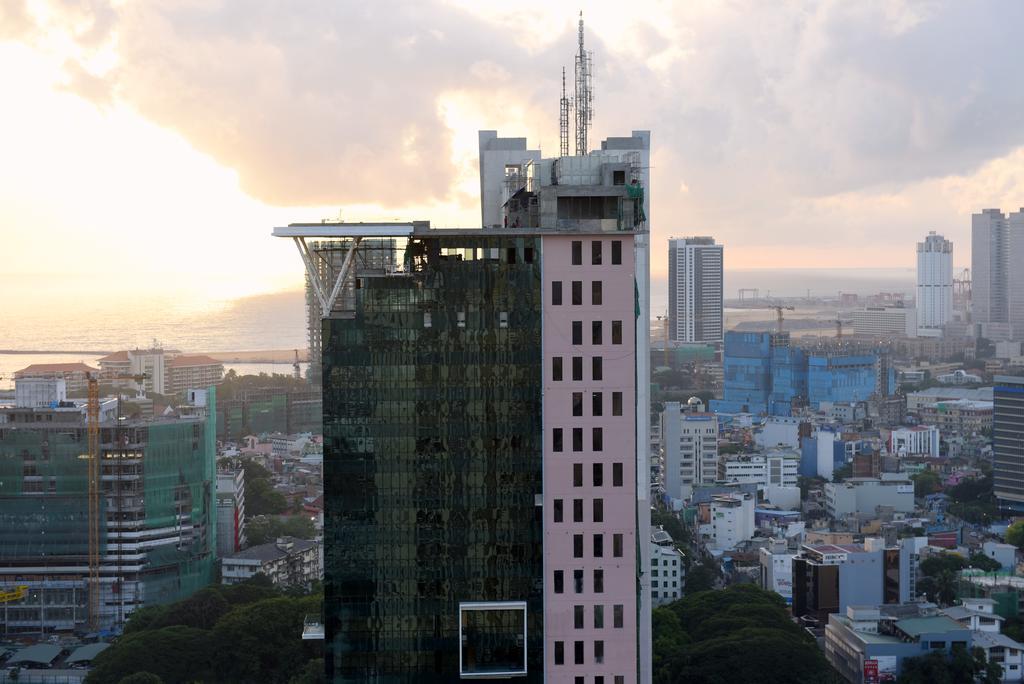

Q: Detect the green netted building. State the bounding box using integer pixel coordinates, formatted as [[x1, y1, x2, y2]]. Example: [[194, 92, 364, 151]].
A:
[[0, 391, 216, 634], [216, 388, 321, 441]]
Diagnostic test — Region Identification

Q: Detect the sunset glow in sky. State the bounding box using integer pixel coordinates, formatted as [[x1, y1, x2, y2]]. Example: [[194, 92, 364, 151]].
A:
[[4, 1, 1024, 308]]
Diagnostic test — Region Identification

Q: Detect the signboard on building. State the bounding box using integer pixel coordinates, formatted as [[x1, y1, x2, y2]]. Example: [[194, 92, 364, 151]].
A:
[[864, 656, 897, 683]]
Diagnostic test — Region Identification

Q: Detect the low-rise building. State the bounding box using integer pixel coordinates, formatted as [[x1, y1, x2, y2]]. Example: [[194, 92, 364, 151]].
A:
[[759, 537, 797, 604], [792, 540, 914, 627], [937, 369, 983, 385], [889, 426, 940, 458], [216, 469, 247, 558], [905, 386, 993, 412], [717, 449, 799, 489], [825, 604, 973, 683], [851, 306, 917, 339], [650, 542, 684, 606], [824, 478, 915, 519], [165, 354, 224, 395], [13, 362, 97, 394], [221, 536, 321, 589], [917, 399, 993, 435], [941, 598, 1003, 633], [982, 541, 1017, 572], [699, 492, 755, 551]]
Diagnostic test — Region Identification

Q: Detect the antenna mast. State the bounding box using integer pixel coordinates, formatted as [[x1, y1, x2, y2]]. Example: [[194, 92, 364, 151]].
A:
[[559, 67, 572, 157], [573, 12, 593, 156]]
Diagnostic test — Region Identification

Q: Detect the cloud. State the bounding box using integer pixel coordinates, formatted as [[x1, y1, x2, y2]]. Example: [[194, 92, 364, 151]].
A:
[[9, 0, 1024, 270]]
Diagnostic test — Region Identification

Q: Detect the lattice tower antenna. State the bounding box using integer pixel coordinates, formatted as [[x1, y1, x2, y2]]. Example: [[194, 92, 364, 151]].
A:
[[573, 12, 593, 156], [559, 67, 572, 157]]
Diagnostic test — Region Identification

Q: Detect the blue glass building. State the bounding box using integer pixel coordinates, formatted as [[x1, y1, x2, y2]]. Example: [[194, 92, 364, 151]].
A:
[[806, 354, 879, 407], [713, 332, 887, 417]]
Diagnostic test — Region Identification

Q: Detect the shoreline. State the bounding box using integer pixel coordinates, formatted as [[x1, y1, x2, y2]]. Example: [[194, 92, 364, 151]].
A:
[[0, 349, 311, 363]]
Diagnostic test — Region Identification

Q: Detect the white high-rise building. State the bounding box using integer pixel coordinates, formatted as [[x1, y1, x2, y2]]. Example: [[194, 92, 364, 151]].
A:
[[972, 209, 1024, 341], [668, 237, 723, 344], [916, 231, 953, 337]]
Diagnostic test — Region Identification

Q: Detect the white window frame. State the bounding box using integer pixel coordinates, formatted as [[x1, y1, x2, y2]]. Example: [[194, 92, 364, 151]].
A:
[[458, 600, 528, 679]]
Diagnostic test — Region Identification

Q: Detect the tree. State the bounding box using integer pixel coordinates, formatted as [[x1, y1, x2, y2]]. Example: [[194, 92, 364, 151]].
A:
[[1007, 520, 1024, 551], [151, 587, 230, 630], [911, 470, 942, 497], [898, 645, 1000, 684], [246, 478, 288, 516], [918, 554, 967, 606], [86, 626, 214, 684], [288, 659, 326, 684], [117, 674, 165, 684], [209, 595, 323, 684], [684, 564, 717, 595], [968, 552, 1002, 573], [653, 586, 832, 683], [832, 464, 853, 482], [246, 515, 316, 546], [651, 510, 689, 546]]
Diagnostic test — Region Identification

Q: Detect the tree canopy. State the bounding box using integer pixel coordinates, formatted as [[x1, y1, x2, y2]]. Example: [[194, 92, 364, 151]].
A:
[[653, 585, 832, 683], [897, 645, 1000, 684], [246, 514, 316, 546], [1007, 520, 1024, 551], [87, 579, 322, 684], [911, 470, 942, 497]]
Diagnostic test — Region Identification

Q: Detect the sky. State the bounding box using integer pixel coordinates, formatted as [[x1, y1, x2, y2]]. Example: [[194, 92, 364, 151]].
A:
[[3, 0, 1024, 311]]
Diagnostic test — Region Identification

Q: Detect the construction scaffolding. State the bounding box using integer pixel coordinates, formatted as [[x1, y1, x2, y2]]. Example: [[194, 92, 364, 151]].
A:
[[0, 398, 216, 634], [304, 238, 398, 385]]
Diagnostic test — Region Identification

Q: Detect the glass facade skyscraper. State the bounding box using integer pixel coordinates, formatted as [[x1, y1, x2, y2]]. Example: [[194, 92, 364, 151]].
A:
[[322, 236, 546, 680], [280, 128, 653, 682]]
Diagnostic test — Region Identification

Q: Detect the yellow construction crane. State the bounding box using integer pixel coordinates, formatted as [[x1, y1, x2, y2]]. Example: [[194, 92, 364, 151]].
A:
[[87, 373, 100, 631], [0, 585, 28, 603], [95, 371, 148, 630]]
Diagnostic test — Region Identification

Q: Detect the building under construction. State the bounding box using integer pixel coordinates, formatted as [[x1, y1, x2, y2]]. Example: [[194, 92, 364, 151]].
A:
[[0, 388, 216, 634]]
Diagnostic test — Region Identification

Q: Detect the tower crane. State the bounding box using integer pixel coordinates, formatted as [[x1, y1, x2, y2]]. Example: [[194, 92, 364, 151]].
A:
[[87, 373, 100, 631], [832, 318, 853, 341], [85, 371, 148, 631], [654, 313, 670, 368], [764, 304, 795, 333]]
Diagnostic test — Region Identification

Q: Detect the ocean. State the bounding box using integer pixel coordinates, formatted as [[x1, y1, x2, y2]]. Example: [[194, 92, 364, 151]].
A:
[[0, 284, 309, 390], [1, 268, 914, 389]]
